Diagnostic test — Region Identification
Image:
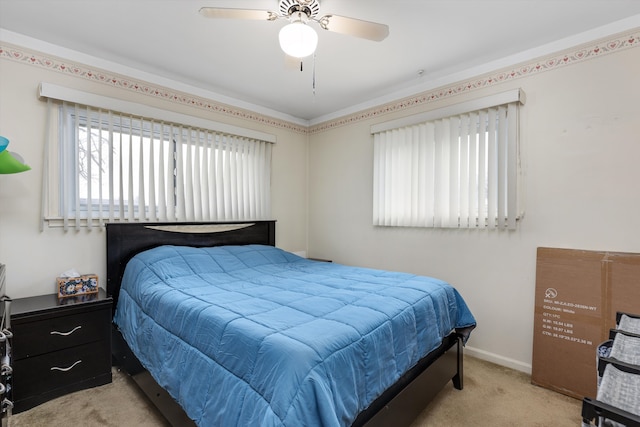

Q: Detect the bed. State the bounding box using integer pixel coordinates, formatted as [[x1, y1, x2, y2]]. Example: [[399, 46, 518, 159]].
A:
[[106, 221, 476, 427]]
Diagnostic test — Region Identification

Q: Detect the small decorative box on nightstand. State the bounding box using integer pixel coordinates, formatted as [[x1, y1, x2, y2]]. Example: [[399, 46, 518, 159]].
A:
[[56, 274, 99, 299], [11, 289, 112, 413]]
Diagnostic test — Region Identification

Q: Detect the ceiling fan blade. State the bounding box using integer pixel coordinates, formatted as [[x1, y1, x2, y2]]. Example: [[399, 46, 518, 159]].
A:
[[317, 14, 389, 41], [198, 7, 276, 21]]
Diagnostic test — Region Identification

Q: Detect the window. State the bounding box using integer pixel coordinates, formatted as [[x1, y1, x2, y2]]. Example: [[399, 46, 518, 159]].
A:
[[371, 89, 524, 230], [40, 83, 274, 230]]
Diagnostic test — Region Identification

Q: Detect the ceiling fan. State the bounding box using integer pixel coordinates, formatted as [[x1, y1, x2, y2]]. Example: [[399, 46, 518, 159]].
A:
[[199, 0, 389, 59]]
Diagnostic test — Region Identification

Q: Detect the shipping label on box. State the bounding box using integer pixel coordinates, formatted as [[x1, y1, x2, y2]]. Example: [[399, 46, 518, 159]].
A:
[[532, 247, 640, 399]]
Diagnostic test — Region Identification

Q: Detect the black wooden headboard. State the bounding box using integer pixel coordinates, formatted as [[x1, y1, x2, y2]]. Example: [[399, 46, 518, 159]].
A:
[[106, 221, 276, 311]]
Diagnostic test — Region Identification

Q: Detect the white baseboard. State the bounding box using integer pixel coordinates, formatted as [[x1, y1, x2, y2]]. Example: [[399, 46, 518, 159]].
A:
[[464, 345, 532, 374]]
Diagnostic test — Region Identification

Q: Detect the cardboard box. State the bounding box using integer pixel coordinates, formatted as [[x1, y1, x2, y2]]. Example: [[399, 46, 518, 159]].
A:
[[532, 247, 640, 399], [57, 274, 99, 298]]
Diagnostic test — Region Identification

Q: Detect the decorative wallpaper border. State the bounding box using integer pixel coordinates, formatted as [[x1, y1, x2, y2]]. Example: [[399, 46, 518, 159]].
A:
[[1, 28, 638, 135], [309, 28, 640, 134], [0, 42, 309, 135]]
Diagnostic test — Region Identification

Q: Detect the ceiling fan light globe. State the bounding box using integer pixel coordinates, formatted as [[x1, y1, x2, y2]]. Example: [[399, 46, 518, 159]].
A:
[[279, 22, 318, 58]]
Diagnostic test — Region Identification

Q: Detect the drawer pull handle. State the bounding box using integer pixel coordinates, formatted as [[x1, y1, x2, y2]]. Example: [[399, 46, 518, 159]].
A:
[[51, 360, 82, 372], [50, 326, 82, 336], [2, 398, 13, 410]]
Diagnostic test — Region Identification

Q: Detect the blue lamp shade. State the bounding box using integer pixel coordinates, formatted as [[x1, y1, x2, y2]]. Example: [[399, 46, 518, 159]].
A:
[[0, 136, 30, 174]]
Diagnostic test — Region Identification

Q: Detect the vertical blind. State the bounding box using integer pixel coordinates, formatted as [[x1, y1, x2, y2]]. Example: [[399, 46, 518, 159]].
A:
[[40, 84, 274, 230], [372, 90, 523, 229]]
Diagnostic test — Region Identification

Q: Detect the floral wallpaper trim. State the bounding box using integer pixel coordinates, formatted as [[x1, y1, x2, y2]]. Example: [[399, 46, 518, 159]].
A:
[[309, 28, 640, 134], [0, 42, 308, 135], [1, 28, 638, 136]]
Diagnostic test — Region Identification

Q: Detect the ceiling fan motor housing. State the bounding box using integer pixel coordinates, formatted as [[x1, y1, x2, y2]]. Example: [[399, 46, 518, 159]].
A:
[[279, 0, 320, 19]]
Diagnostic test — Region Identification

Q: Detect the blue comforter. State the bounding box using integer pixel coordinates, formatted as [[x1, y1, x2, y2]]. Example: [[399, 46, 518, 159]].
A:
[[114, 245, 475, 427]]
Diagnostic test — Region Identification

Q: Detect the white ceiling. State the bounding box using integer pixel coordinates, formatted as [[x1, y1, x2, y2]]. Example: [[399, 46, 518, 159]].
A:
[[1, 1, 639, 124]]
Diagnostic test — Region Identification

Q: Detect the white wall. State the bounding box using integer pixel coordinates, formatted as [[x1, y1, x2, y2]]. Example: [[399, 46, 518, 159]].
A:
[[0, 54, 309, 299], [307, 43, 640, 372]]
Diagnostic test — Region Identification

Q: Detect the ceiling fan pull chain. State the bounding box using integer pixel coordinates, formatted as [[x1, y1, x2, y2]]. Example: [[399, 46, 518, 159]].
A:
[[312, 53, 317, 96]]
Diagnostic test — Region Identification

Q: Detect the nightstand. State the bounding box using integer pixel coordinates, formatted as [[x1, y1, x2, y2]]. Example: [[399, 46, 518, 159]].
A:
[[11, 289, 112, 413]]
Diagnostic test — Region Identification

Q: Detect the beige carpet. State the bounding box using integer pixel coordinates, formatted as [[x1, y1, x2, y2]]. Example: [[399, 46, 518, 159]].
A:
[[410, 356, 582, 427], [9, 356, 582, 427]]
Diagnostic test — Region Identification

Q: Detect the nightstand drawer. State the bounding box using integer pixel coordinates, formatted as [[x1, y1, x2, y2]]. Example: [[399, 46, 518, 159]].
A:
[[10, 290, 113, 413], [13, 306, 110, 359], [13, 339, 111, 400]]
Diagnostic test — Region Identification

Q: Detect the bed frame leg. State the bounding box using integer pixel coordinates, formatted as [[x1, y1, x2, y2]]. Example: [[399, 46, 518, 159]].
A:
[[452, 336, 463, 390]]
